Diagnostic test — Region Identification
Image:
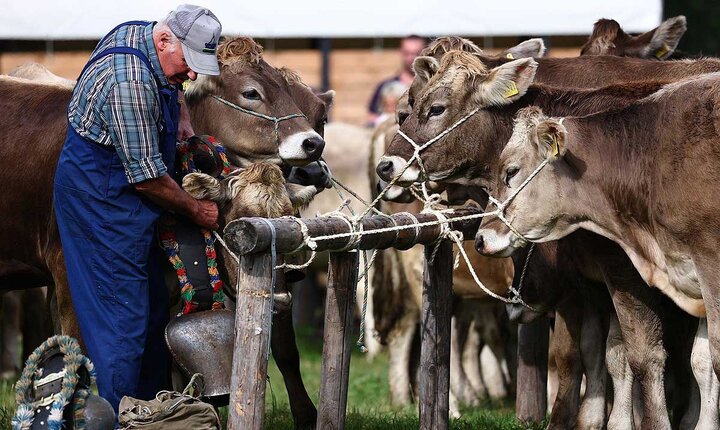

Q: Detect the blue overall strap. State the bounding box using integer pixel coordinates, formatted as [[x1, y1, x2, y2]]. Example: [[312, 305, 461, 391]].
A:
[[97, 20, 152, 47], [83, 46, 156, 78]]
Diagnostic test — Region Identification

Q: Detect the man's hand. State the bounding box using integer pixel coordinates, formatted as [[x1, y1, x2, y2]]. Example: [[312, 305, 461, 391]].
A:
[[178, 92, 195, 141], [134, 174, 220, 229], [192, 199, 219, 230]]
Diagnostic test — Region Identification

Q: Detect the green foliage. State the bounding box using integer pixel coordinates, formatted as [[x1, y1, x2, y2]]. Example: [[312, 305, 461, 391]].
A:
[[0, 327, 546, 429]]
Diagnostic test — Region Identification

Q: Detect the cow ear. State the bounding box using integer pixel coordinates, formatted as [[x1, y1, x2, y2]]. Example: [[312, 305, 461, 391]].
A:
[[412, 56, 440, 87], [501, 38, 546, 60], [644, 15, 687, 59], [476, 58, 537, 106], [317, 89, 335, 108], [535, 119, 567, 160], [182, 173, 229, 203], [184, 75, 220, 104]]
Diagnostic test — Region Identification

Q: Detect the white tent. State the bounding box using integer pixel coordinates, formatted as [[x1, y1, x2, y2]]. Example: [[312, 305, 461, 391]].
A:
[[0, 0, 662, 40]]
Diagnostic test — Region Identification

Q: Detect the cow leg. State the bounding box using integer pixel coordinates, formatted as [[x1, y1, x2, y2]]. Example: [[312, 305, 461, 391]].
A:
[[547, 326, 559, 414], [478, 305, 510, 400], [388, 312, 417, 405], [577, 294, 608, 430], [690, 319, 720, 430], [462, 314, 488, 400], [451, 313, 480, 405], [606, 313, 635, 430], [694, 256, 720, 393], [601, 268, 670, 430], [46, 248, 82, 340], [271, 276, 317, 430], [21, 288, 52, 361], [1, 291, 21, 379], [664, 307, 699, 430], [546, 296, 583, 430]]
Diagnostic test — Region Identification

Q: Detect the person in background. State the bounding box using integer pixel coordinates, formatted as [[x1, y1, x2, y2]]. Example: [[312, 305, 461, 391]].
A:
[[367, 35, 428, 127]]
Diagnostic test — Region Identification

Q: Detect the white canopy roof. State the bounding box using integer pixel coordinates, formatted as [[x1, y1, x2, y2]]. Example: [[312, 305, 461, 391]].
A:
[[0, 0, 662, 40]]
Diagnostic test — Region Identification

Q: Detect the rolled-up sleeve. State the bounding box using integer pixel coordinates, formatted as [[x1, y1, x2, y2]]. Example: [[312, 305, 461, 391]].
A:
[[104, 80, 166, 183]]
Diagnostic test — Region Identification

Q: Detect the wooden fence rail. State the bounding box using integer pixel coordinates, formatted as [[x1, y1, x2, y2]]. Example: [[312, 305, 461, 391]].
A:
[[223, 209, 546, 430]]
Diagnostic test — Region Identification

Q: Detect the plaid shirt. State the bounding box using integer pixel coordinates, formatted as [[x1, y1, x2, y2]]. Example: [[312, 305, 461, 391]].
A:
[[68, 22, 176, 183]]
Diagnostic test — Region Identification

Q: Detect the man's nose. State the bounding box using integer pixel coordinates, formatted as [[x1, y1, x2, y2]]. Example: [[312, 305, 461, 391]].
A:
[[187, 70, 197, 81]]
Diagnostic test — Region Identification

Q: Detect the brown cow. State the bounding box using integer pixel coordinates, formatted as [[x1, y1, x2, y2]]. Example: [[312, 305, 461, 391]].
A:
[[368, 119, 516, 412], [474, 79, 720, 423], [378, 50, 703, 428], [580, 16, 687, 59]]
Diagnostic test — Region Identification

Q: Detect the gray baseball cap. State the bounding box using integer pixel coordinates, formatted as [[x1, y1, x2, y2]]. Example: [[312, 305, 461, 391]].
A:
[[166, 4, 222, 75]]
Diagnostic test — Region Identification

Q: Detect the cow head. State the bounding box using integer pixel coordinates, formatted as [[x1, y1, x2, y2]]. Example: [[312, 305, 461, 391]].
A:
[[182, 162, 317, 221], [475, 107, 576, 257], [580, 16, 686, 60], [377, 50, 538, 190], [185, 37, 326, 167]]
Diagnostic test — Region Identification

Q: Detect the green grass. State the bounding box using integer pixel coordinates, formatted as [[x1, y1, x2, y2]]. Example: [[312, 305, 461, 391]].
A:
[[0, 327, 546, 429]]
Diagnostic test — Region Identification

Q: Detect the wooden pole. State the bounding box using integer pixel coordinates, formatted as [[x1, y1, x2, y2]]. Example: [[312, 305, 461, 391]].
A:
[[419, 241, 453, 430], [317, 251, 359, 430], [516, 317, 550, 424], [228, 253, 274, 430], [223, 208, 482, 255]]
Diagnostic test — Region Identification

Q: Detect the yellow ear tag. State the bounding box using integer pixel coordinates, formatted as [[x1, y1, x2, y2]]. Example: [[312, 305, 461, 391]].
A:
[[182, 80, 191, 92], [503, 81, 519, 98], [506, 52, 514, 60], [655, 43, 670, 59], [549, 135, 560, 157]]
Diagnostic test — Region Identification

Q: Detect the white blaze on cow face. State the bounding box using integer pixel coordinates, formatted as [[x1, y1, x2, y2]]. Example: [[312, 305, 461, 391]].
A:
[[475, 107, 577, 256], [279, 130, 325, 166], [377, 155, 421, 186]]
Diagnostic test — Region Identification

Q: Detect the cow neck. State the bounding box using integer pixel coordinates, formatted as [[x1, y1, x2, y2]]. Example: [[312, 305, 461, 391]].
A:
[[560, 101, 662, 243]]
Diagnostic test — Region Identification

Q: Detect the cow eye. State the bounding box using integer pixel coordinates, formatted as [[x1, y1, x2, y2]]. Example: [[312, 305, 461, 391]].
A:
[[242, 89, 261, 100], [428, 105, 445, 118], [397, 111, 409, 125], [505, 167, 519, 186]]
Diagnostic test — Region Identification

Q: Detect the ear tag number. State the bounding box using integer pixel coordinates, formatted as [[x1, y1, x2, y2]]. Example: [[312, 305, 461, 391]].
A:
[[549, 135, 560, 157], [506, 52, 514, 60], [503, 81, 519, 98], [655, 43, 670, 59]]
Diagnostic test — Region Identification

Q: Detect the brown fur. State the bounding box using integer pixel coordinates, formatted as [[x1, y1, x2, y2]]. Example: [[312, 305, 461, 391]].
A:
[[422, 36, 483, 59], [581, 16, 687, 60], [216, 36, 264, 66]]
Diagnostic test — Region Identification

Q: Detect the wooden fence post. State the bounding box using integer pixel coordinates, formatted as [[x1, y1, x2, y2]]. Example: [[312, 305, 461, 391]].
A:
[[516, 316, 550, 424], [419, 241, 453, 430], [317, 251, 359, 430], [228, 253, 274, 430]]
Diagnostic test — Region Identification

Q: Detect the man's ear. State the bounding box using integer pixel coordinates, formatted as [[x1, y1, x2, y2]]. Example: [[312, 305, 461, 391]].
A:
[[474, 58, 537, 107], [644, 15, 687, 59], [501, 38, 547, 60], [535, 119, 567, 159], [412, 56, 440, 87], [317, 90, 335, 108]]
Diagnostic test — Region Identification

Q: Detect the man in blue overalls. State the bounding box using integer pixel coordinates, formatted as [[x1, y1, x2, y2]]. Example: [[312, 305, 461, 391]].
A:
[[54, 4, 222, 412]]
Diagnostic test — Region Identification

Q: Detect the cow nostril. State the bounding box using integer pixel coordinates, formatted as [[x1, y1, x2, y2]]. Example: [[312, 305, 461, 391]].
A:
[[475, 235, 485, 253], [302, 136, 325, 160], [376, 160, 394, 180]]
